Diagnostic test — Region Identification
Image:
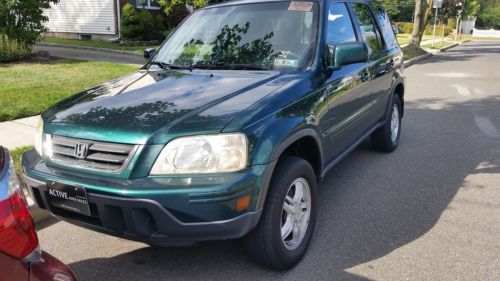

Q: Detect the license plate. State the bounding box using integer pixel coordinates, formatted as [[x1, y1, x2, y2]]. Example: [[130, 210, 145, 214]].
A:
[[47, 181, 91, 216]]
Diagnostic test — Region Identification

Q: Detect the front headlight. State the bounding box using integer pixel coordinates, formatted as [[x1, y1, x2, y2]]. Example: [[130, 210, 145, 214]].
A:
[[34, 117, 44, 156], [150, 133, 248, 175]]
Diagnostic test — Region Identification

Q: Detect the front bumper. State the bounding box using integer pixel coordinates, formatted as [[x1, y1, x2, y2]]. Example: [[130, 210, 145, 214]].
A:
[[22, 150, 270, 245]]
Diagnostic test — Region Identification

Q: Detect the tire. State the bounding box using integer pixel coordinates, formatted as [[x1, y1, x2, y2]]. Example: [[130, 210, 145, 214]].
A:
[[244, 156, 317, 270], [371, 95, 402, 152]]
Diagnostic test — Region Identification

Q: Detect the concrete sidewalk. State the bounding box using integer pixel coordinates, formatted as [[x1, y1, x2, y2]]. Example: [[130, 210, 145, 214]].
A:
[[0, 115, 39, 149], [401, 37, 452, 47]]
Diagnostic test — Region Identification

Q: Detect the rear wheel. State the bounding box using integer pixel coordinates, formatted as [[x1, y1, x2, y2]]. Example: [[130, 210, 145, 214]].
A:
[[371, 95, 402, 152], [244, 156, 317, 270]]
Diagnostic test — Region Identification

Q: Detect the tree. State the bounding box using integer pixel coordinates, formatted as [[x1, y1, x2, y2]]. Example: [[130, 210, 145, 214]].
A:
[[408, 0, 431, 47], [0, 0, 59, 46], [381, 0, 416, 22], [476, 0, 500, 29], [460, 0, 480, 19], [158, 0, 208, 15]]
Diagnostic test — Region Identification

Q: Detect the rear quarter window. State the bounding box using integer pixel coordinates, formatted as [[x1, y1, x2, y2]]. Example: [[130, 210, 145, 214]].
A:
[[368, 1, 398, 48]]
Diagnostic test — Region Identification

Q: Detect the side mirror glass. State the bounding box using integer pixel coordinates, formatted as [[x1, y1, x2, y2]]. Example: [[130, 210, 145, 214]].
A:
[[144, 48, 156, 60], [326, 42, 368, 71]]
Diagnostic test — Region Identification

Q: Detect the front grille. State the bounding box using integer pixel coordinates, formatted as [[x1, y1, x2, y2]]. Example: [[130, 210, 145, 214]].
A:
[[49, 135, 137, 172]]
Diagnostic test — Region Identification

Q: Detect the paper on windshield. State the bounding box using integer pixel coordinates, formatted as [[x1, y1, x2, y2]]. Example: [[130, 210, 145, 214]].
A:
[[288, 1, 313, 12]]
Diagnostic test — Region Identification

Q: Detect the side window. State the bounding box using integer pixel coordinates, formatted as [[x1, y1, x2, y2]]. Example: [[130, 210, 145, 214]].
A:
[[327, 3, 356, 45], [351, 3, 384, 55], [368, 0, 397, 47]]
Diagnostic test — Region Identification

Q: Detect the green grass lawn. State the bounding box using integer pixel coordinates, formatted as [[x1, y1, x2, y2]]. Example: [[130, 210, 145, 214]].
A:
[[41, 37, 160, 52], [421, 40, 456, 49], [10, 146, 31, 178], [402, 45, 429, 61], [396, 34, 433, 45], [0, 59, 138, 121]]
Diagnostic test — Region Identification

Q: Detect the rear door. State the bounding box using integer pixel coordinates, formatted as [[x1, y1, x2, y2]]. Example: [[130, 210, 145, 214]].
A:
[[349, 1, 394, 123]]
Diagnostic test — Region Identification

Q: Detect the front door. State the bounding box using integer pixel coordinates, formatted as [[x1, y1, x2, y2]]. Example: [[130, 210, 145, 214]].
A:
[[320, 1, 372, 163]]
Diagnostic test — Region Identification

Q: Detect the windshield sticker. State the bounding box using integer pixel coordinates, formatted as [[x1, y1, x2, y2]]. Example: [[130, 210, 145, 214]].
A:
[[288, 1, 313, 11], [274, 59, 299, 68]]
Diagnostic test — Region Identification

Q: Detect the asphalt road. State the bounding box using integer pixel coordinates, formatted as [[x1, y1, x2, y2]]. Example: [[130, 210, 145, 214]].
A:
[[36, 40, 500, 281], [33, 44, 146, 65]]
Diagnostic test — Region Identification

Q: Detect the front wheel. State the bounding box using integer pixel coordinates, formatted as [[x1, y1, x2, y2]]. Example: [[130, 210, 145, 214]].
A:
[[371, 95, 402, 152], [244, 156, 317, 270]]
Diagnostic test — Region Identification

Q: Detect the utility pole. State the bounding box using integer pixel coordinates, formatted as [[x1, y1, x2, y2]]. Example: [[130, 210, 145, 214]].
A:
[[431, 0, 443, 47]]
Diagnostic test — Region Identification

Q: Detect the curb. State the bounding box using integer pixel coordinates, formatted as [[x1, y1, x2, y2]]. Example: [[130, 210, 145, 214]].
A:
[[37, 42, 143, 57], [404, 41, 465, 68], [404, 53, 433, 68]]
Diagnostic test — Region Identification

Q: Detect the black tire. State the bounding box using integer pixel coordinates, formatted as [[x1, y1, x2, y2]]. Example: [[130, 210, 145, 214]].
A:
[[371, 95, 402, 152], [244, 156, 317, 270]]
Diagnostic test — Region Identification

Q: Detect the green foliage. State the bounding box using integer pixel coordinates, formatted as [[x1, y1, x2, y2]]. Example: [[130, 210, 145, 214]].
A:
[[121, 4, 165, 41], [397, 22, 415, 33], [164, 4, 190, 29], [423, 23, 453, 36], [121, 4, 142, 41], [476, 0, 500, 29], [0, 0, 59, 46], [0, 34, 31, 63], [381, 0, 416, 22], [158, 0, 208, 15], [447, 17, 457, 29], [461, 0, 480, 18]]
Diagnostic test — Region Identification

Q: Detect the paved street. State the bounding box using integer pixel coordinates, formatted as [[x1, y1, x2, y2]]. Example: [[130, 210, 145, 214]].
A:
[[36, 41, 500, 281], [33, 44, 146, 65]]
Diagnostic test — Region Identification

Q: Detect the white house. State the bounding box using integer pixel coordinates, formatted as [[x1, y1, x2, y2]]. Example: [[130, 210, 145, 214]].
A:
[[43, 0, 161, 40]]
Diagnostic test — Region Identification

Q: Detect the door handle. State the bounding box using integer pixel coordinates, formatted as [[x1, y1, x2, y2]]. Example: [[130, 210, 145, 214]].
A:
[[387, 59, 394, 69], [360, 70, 370, 82]]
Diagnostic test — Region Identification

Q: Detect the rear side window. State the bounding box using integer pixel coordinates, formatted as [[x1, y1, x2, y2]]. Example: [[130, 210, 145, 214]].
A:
[[351, 3, 384, 55], [327, 3, 356, 45], [368, 0, 398, 48]]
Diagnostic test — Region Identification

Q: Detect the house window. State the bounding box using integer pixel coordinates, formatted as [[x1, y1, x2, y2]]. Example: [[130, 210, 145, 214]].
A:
[[133, 0, 161, 10]]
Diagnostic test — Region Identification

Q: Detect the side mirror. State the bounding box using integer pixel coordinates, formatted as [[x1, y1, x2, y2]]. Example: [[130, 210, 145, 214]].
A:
[[144, 48, 156, 60], [326, 42, 368, 71]]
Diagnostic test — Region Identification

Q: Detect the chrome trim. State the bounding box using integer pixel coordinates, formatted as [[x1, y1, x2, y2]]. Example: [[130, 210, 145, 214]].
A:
[[47, 135, 139, 173]]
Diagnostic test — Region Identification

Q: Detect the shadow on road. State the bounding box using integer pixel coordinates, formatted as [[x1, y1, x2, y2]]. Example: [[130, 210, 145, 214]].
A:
[[415, 41, 499, 65], [67, 101, 500, 280]]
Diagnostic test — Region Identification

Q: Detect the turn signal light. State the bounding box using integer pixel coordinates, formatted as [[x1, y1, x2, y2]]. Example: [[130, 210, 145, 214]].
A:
[[236, 195, 251, 212]]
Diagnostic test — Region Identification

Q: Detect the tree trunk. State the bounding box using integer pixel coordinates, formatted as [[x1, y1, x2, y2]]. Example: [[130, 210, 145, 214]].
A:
[[409, 0, 432, 47]]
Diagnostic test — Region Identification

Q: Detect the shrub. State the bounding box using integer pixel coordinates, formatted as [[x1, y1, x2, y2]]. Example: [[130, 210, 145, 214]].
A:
[[0, 0, 59, 61], [121, 4, 165, 41], [447, 18, 457, 30], [165, 4, 190, 29], [0, 34, 32, 63], [121, 4, 143, 41], [397, 22, 413, 34], [424, 24, 453, 36]]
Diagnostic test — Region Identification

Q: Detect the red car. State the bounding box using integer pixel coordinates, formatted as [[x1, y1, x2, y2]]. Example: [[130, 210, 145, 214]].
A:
[[0, 147, 76, 281]]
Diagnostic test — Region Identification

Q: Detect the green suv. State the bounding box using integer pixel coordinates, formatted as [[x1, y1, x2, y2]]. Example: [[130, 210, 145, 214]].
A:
[[22, 0, 405, 270]]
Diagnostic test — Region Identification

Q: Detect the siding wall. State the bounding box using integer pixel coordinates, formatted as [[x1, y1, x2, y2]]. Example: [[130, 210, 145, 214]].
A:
[[44, 0, 117, 35]]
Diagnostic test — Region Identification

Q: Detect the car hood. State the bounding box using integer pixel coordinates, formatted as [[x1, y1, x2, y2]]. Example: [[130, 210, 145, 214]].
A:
[[43, 69, 287, 144]]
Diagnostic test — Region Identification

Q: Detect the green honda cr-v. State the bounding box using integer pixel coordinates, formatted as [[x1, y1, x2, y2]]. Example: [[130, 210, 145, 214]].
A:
[[22, 0, 405, 270]]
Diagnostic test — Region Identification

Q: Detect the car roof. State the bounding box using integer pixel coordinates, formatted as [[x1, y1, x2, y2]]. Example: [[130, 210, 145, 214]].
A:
[[205, 0, 372, 9]]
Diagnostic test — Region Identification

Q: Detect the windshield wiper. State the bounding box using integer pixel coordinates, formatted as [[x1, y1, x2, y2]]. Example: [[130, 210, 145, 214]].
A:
[[192, 62, 271, 71], [149, 61, 193, 71]]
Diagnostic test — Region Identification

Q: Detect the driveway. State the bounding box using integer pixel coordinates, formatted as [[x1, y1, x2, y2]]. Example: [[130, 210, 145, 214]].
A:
[[33, 44, 146, 65], [36, 41, 500, 281]]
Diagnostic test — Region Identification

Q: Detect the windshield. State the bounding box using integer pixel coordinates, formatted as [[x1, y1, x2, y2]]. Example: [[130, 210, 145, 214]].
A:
[[153, 1, 319, 71]]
